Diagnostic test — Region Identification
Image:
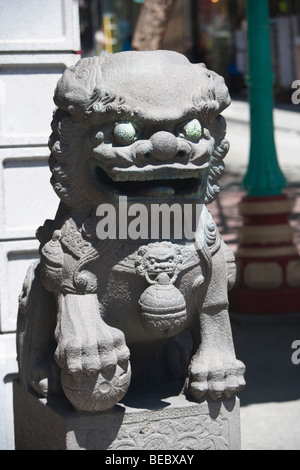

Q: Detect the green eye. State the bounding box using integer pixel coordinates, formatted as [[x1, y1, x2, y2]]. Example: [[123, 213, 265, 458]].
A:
[[180, 119, 202, 142], [113, 122, 137, 146]]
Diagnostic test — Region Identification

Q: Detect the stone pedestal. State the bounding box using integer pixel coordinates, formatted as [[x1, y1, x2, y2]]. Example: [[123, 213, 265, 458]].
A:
[[13, 381, 241, 450]]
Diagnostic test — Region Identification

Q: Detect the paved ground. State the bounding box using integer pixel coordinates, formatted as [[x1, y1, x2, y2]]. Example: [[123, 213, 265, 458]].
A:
[[232, 313, 300, 450], [211, 100, 300, 450]]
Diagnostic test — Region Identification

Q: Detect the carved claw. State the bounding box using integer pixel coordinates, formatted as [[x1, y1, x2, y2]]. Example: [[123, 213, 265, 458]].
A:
[[30, 354, 62, 397], [56, 325, 131, 412], [55, 324, 127, 374], [186, 358, 246, 401]]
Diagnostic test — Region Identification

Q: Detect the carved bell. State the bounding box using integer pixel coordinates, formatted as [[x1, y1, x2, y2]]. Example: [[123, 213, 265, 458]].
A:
[[139, 272, 187, 338]]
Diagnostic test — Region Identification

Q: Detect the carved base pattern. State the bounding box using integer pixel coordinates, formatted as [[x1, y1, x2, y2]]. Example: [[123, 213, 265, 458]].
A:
[[101, 403, 231, 451], [13, 381, 241, 450]]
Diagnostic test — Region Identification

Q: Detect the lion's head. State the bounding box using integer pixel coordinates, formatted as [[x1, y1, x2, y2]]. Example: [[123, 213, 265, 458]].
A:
[[49, 50, 230, 209]]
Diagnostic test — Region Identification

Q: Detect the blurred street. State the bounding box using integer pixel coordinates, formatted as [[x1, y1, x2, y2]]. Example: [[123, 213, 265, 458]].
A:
[[211, 98, 300, 251], [211, 99, 300, 450], [223, 99, 300, 189]]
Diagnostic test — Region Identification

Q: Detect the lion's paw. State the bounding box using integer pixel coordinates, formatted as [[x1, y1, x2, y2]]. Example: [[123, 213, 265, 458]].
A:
[[185, 357, 245, 401], [56, 325, 131, 412]]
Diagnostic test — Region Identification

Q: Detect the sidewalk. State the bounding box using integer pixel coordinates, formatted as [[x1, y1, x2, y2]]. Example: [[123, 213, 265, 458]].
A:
[[213, 100, 300, 450], [232, 313, 300, 450]]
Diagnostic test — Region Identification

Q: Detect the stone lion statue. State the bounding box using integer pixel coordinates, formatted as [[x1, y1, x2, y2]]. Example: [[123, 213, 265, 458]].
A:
[[17, 50, 245, 412]]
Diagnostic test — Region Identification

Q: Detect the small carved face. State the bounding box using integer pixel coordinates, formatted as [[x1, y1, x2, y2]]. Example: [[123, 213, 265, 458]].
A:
[[50, 51, 230, 207], [136, 242, 183, 282]]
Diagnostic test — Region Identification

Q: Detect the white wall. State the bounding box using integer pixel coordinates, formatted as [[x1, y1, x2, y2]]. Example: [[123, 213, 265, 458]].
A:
[[0, 0, 81, 449]]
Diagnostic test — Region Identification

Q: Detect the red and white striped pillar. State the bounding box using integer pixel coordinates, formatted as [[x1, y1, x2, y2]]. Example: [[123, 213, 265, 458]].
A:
[[229, 194, 300, 314]]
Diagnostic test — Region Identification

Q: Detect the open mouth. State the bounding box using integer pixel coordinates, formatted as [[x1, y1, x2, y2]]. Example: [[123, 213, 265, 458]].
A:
[[90, 164, 208, 201]]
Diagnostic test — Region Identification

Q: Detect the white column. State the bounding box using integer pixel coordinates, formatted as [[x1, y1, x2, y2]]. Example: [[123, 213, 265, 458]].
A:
[[0, 0, 81, 449]]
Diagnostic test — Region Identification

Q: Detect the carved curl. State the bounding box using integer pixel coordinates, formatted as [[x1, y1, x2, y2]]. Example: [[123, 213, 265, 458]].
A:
[[192, 64, 231, 127]]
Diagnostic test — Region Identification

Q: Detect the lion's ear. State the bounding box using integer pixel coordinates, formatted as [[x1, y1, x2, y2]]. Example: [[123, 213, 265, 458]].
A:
[[192, 64, 231, 125], [53, 57, 105, 119]]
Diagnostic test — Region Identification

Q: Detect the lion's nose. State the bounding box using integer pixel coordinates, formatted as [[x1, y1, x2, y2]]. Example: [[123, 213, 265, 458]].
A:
[[135, 131, 191, 165], [149, 131, 178, 162]]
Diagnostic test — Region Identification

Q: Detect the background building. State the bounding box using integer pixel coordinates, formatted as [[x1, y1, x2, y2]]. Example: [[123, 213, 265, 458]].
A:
[[78, 0, 300, 101]]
